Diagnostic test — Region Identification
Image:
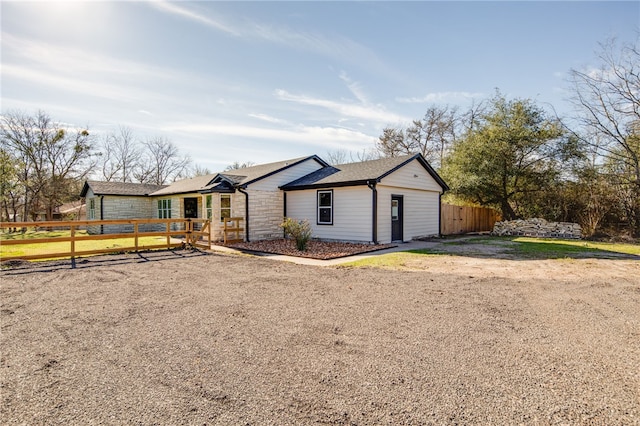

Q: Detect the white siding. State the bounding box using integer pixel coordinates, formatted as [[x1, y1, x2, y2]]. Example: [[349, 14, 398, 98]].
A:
[[379, 158, 444, 192], [249, 158, 325, 191], [376, 186, 440, 243], [286, 187, 373, 242]]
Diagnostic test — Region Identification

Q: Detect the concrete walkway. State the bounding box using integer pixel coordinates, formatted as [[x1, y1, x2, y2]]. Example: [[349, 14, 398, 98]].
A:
[[209, 240, 444, 266]]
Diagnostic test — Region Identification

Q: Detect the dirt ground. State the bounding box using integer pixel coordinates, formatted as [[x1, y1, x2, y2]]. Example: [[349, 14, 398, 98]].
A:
[[1, 247, 639, 425]]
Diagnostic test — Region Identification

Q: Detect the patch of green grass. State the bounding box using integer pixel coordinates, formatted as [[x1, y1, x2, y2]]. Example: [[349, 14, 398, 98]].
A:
[[342, 236, 638, 268], [340, 250, 444, 269], [1, 230, 171, 261], [511, 237, 640, 258]]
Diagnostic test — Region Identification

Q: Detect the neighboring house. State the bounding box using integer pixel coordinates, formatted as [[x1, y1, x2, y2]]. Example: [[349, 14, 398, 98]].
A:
[[81, 153, 449, 243], [36, 200, 86, 221]]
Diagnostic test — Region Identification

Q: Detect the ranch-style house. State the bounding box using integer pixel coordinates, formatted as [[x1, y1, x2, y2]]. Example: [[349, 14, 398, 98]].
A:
[[80, 153, 449, 244]]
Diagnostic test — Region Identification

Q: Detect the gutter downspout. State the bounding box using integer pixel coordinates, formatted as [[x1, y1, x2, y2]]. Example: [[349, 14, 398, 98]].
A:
[[237, 187, 249, 242], [438, 192, 443, 237], [100, 195, 104, 234], [367, 180, 378, 244], [283, 192, 287, 238]]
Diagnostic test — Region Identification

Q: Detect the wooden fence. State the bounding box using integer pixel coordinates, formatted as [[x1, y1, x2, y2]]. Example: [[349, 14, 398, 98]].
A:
[[0, 218, 212, 267], [441, 204, 501, 235]]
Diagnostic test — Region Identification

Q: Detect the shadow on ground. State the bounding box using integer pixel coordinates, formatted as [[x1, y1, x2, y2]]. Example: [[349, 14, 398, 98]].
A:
[[411, 236, 640, 261], [0, 248, 212, 275]]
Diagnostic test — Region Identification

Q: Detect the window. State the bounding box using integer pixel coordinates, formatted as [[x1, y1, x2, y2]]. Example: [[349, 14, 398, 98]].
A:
[[317, 190, 333, 225], [220, 194, 231, 221], [88, 198, 95, 220], [391, 199, 399, 220], [158, 199, 172, 219], [206, 195, 213, 220]]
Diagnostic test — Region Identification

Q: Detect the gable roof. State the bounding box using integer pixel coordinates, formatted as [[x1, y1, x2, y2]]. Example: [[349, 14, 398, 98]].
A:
[[150, 174, 216, 196], [151, 155, 328, 196], [81, 181, 167, 197], [280, 154, 449, 191]]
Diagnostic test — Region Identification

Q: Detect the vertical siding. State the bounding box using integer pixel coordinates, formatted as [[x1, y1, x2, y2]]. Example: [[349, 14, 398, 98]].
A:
[[286, 187, 373, 242], [249, 159, 325, 191]]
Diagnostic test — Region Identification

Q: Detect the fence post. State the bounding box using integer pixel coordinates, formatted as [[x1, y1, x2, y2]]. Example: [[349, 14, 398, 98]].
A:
[[70, 224, 76, 269], [134, 222, 139, 252]]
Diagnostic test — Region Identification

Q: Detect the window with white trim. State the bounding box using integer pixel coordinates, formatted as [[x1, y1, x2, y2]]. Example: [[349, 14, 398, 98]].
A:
[[206, 195, 213, 219], [317, 190, 333, 225], [88, 198, 96, 220], [220, 194, 231, 221], [158, 199, 172, 219]]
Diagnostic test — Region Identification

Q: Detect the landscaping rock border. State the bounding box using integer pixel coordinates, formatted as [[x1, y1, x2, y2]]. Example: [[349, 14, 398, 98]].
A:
[[492, 218, 582, 239]]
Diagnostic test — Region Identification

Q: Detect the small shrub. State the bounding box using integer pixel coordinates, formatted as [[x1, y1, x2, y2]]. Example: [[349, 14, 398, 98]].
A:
[[280, 217, 312, 251]]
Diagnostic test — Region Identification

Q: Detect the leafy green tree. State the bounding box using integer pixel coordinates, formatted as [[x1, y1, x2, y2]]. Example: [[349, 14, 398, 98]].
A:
[[0, 110, 94, 221], [0, 148, 19, 222], [441, 92, 568, 220]]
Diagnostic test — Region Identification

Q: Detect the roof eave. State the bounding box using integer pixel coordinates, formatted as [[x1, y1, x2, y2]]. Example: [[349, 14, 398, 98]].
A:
[[281, 179, 371, 191], [241, 155, 330, 188], [376, 154, 449, 192]]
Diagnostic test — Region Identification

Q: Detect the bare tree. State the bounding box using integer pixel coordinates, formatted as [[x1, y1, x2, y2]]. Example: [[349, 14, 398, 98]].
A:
[[224, 161, 255, 171], [134, 137, 191, 185], [376, 127, 409, 158], [99, 126, 140, 182], [325, 149, 379, 165], [192, 164, 212, 177], [376, 105, 459, 168], [568, 37, 640, 231], [325, 149, 349, 165], [0, 110, 94, 221], [351, 148, 380, 162]]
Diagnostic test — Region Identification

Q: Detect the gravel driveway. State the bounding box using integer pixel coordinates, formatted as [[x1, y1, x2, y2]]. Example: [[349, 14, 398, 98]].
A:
[[1, 249, 639, 424]]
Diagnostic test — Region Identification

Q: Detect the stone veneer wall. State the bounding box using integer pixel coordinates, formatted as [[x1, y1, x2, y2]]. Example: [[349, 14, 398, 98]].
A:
[[248, 190, 284, 241], [87, 196, 156, 234], [210, 194, 246, 242], [492, 218, 582, 239]]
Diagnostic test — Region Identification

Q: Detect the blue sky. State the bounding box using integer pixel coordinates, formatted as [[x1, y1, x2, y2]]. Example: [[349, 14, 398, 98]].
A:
[[2, 1, 638, 172]]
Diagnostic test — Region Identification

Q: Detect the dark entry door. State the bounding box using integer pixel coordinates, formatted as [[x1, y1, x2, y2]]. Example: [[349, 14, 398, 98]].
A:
[[184, 198, 198, 219], [391, 195, 403, 241]]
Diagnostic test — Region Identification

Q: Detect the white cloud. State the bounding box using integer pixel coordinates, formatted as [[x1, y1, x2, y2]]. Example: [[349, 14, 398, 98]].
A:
[[146, 1, 385, 68], [1, 33, 211, 104], [160, 122, 376, 151], [396, 91, 485, 104], [147, 0, 240, 36], [248, 113, 290, 125], [339, 71, 369, 104], [275, 89, 409, 124]]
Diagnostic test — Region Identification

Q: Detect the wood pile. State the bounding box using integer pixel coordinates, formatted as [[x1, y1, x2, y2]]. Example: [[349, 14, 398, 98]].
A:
[[492, 218, 582, 239]]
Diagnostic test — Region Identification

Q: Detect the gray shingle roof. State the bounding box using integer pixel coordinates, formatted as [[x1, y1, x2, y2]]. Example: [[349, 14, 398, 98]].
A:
[[81, 181, 167, 197], [281, 154, 448, 190], [150, 155, 326, 196], [150, 174, 216, 196]]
